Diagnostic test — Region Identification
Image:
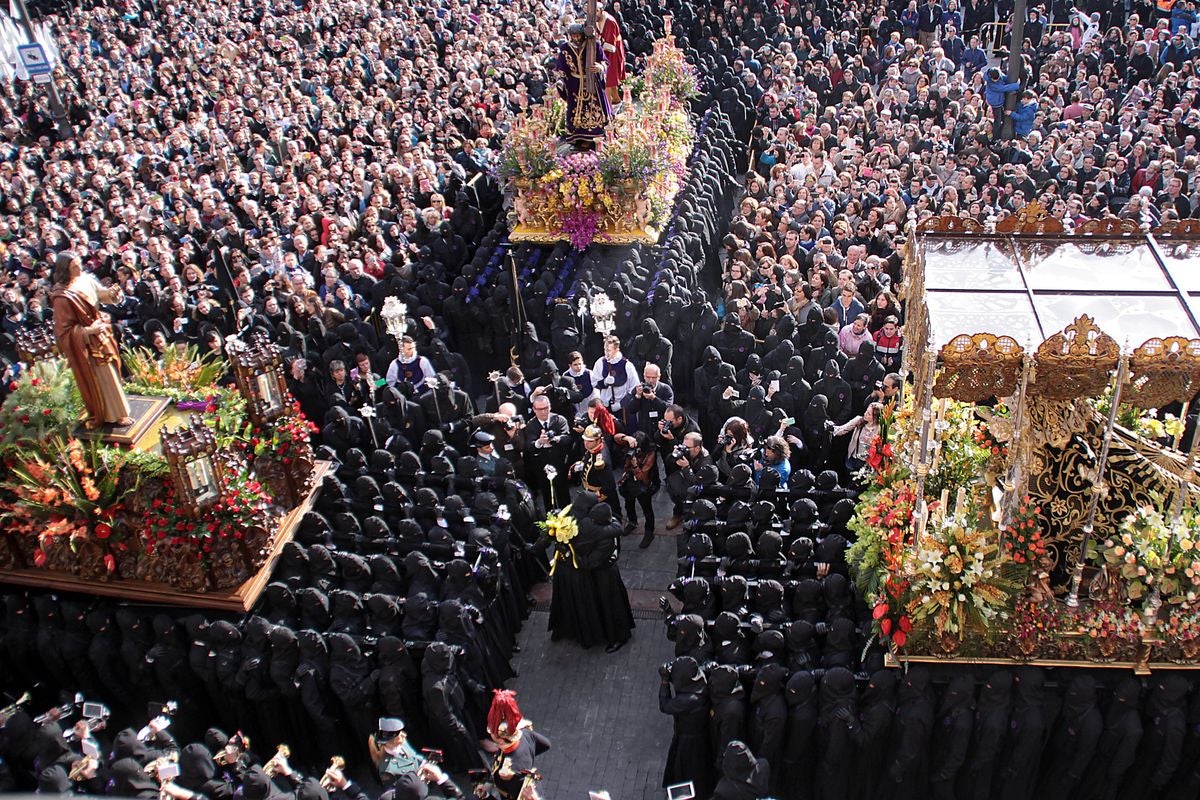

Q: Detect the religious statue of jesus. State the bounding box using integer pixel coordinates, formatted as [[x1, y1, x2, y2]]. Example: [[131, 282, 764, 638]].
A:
[[556, 22, 611, 149], [51, 252, 133, 429]]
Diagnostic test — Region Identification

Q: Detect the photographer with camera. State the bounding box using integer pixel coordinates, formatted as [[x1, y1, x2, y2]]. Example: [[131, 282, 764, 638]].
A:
[[714, 417, 757, 481], [528, 359, 582, 419], [623, 363, 674, 436], [665, 432, 713, 532], [655, 405, 700, 530], [615, 430, 660, 548], [471, 402, 526, 477]]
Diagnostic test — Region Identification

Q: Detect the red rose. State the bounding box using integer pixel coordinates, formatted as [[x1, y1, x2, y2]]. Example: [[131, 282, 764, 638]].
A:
[[41, 408, 51, 417], [94, 523, 111, 540], [19, 415, 29, 424], [103, 554, 116, 573], [33, 549, 46, 567], [30, 378, 38, 387]]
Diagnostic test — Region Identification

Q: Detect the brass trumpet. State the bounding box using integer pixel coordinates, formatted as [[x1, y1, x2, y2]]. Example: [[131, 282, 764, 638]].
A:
[[319, 756, 346, 790], [145, 752, 179, 780], [0, 692, 30, 725], [263, 744, 292, 777], [69, 756, 99, 783]]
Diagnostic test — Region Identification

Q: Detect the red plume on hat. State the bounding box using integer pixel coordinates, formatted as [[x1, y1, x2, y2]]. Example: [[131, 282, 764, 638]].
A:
[[487, 689, 523, 743]]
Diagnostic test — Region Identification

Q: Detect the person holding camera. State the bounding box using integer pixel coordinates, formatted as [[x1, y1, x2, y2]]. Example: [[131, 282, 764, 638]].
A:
[[471, 402, 526, 477], [665, 432, 713, 530], [715, 416, 757, 481], [655, 405, 700, 529], [615, 430, 660, 548], [623, 363, 674, 435]]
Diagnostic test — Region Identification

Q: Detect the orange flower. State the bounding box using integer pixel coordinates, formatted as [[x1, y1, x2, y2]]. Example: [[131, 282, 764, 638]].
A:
[[81, 476, 100, 502]]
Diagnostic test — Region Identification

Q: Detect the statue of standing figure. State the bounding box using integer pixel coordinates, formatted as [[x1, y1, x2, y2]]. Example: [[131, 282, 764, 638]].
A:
[[50, 252, 133, 429]]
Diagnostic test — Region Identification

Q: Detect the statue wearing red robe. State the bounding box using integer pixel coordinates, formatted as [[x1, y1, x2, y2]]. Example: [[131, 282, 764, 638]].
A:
[[598, 10, 625, 103]]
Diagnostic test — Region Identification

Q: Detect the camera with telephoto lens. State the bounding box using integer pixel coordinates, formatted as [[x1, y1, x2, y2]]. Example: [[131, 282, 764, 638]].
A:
[[574, 414, 590, 430], [640, 383, 654, 395], [672, 443, 688, 461]]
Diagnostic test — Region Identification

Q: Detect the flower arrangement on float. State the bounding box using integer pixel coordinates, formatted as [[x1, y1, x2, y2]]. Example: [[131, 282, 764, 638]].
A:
[[0, 351, 314, 592], [500, 40, 697, 249]]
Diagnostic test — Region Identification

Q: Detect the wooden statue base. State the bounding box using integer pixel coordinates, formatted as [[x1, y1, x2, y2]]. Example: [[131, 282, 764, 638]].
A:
[[0, 461, 330, 612], [74, 395, 171, 448], [884, 649, 1200, 676]]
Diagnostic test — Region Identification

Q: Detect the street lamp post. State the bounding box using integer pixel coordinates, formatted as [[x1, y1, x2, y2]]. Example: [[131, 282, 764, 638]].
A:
[[10, 0, 72, 140], [999, 0, 1027, 140]]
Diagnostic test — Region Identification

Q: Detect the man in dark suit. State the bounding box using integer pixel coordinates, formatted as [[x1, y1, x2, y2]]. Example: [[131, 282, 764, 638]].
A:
[[523, 393, 571, 511]]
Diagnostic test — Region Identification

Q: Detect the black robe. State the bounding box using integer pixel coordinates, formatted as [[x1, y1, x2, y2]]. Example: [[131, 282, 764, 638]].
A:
[[1076, 677, 1144, 800], [575, 503, 635, 648], [885, 667, 934, 800], [660, 656, 713, 797], [815, 667, 858, 800], [929, 674, 976, 800], [1037, 672, 1102, 799]]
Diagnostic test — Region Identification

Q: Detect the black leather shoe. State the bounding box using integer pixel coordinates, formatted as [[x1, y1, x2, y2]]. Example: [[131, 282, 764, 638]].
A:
[[605, 640, 627, 653], [639, 532, 655, 549]]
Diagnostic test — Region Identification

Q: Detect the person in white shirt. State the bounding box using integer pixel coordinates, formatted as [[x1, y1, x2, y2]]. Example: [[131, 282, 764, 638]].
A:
[[386, 335, 436, 392], [591, 335, 638, 412]]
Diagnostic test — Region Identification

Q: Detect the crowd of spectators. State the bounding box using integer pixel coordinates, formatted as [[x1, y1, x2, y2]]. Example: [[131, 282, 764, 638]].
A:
[[1, 0, 1200, 797]]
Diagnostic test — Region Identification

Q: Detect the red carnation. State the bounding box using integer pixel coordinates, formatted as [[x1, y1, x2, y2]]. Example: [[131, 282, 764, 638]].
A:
[[94, 523, 111, 540], [103, 554, 116, 573]]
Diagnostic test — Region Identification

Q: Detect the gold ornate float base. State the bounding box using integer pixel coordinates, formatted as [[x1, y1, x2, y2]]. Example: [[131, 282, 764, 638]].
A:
[[883, 649, 1200, 676], [0, 461, 330, 611], [509, 223, 662, 245]]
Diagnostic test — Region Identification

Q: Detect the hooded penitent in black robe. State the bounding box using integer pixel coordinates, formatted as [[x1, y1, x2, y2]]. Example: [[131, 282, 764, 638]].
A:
[[749, 662, 790, 794], [851, 670, 897, 800], [421, 642, 484, 772], [815, 667, 858, 800], [712, 740, 771, 800], [885, 666, 934, 800], [660, 656, 714, 797], [547, 495, 605, 648], [957, 669, 1012, 800], [575, 502, 635, 649], [708, 664, 748, 761], [1121, 673, 1190, 800], [996, 666, 1047, 800], [1076, 677, 1144, 800], [1036, 672, 1102, 798], [929, 674, 976, 800], [777, 668, 816, 800]]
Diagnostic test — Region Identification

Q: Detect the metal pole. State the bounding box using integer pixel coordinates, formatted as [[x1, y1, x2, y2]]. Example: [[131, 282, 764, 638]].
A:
[[11, 0, 72, 140], [999, 0, 1027, 140], [1066, 355, 1128, 608]]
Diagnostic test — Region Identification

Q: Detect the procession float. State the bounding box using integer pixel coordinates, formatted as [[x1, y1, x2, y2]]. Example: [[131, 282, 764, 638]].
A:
[[0, 329, 324, 611], [851, 206, 1200, 672], [499, 14, 697, 248]]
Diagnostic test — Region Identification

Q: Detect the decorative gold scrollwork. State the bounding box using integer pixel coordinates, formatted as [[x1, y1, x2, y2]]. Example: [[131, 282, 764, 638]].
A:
[[995, 200, 1065, 234], [1031, 315, 1120, 400], [1125, 337, 1200, 410], [917, 214, 984, 234], [1076, 218, 1140, 236], [933, 333, 1024, 403]]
